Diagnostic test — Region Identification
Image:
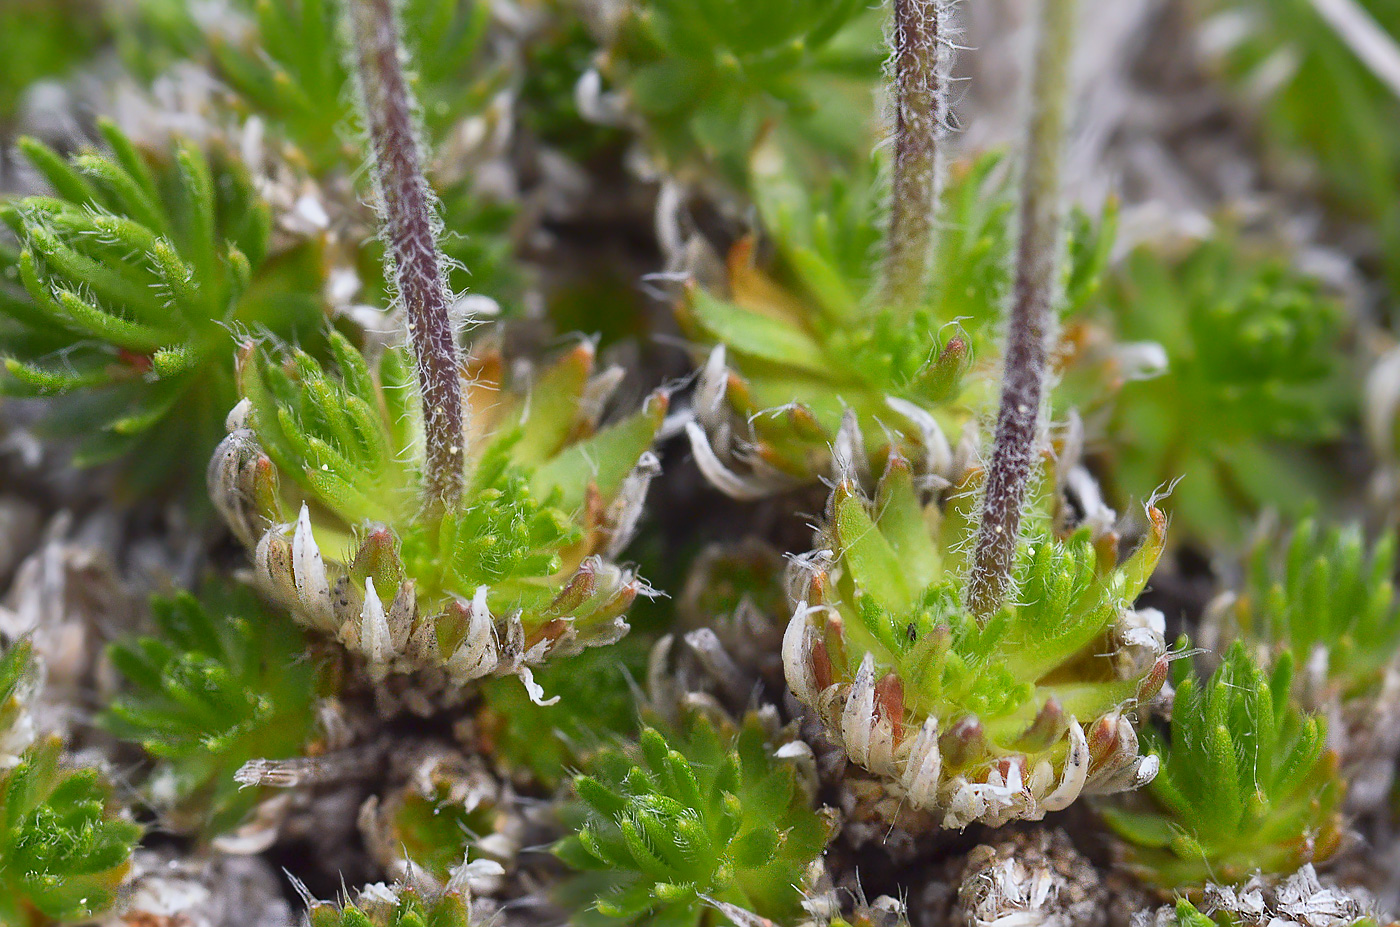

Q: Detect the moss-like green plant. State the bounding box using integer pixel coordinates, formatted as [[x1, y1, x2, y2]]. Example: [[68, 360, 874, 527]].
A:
[[308, 885, 480, 927], [211, 336, 665, 700], [555, 711, 831, 926], [0, 734, 143, 926], [1224, 519, 1399, 704], [0, 122, 328, 498], [103, 587, 327, 836], [1089, 237, 1351, 544], [1202, 519, 1400, 809], [1100, 643, 1343, 893], [599, 0, 884, 185], [784, 452, 1169, 829], [0, 642, 140, 926], [679, 152, 980, 492]]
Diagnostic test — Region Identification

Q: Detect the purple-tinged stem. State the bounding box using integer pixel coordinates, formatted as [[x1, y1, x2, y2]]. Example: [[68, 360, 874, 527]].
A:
[[966, 0, 1077, 621], [880, 0, 950, 309], [348, 0, 464, 507]]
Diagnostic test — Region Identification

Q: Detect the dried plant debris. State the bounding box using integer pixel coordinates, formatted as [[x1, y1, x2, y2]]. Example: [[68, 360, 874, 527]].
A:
[[1137, 867, 1386, 927], [5, 0, 1400, 924], [953, 830, 1108, 927], [98, 850, 292, 927]]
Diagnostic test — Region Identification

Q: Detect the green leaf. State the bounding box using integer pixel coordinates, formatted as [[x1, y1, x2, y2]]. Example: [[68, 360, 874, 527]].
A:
[[530, 392, 666, 513], [835, 483, 914, 614], [688, 288, 829, 374]]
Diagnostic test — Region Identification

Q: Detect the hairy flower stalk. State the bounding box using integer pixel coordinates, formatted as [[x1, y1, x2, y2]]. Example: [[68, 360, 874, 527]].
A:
[[348, 0, 464, 507], [880, 0, 950, 308], [968, 0, 1078, 619]]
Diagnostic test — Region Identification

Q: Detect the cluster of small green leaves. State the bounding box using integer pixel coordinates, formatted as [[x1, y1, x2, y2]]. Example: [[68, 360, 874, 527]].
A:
[[237, 334, 424, 533], [677, 152, 979, 479], [780, 455, 1166, 828], [234, 334, 656, 622], [0, 736, 143, 926], [396, 440, 581, 606], [745, 148, 1112, 387], [211, 333, 665, 693], [602, 0, 884, 183], [828, 475, 1156, 731], [556, 713, 829, 926], [1100, 643, 1343, 892], [0, 122, 327, 498], [1235, 519, 1400, 701], [308, 886, 477, 927], [1092, 236, 1352, 543], [102, 587, 325, 836], [0, 643, 141, 926]]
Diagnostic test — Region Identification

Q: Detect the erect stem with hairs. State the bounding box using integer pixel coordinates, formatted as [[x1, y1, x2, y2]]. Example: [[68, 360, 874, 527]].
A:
[[348, 0, 464, 507], [879, 0, 950, 309], [966, 0, 1077, 621]]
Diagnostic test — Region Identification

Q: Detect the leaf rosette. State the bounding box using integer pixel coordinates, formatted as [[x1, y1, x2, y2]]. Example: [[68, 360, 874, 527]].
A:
[[682, 151, 1117, 497], [783, 450, 1169, 828], [210, 334, 666, 703], [0, 123, 328, 498], [555, 710, 831, 926], [1100, 644, 1344, 893]]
